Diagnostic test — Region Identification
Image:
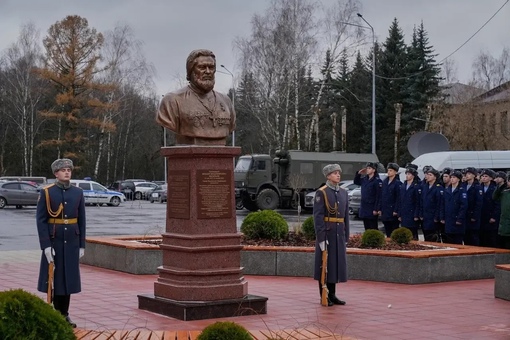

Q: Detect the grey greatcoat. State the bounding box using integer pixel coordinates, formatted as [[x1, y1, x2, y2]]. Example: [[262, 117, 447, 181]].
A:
[[36, 183, 86, 295], [313, 185, 350, 283]]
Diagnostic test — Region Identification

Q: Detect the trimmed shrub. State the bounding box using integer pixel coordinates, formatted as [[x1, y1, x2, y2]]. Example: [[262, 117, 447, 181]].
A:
[[361, 229, 386, 248], [391, 227, 413, 245], [301, 216, 316, 240], [240, 210, 289, 240], [0, 289, 76, 340], [197, 321, 252, 340]]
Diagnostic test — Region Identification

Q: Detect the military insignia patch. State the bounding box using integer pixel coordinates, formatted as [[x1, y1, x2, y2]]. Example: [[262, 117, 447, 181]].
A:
[[316, 195, 321, 202], [479, 190, 483, 195]]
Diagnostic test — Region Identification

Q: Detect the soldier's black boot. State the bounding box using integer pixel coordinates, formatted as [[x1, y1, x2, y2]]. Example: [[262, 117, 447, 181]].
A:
[[327, 283, 346, 305]]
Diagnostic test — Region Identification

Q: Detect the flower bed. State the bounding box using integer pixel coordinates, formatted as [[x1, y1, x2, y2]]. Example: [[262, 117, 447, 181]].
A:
[[81, 235, 510, 284]]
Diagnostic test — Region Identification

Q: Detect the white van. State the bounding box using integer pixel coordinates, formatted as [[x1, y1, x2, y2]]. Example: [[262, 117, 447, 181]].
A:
[[70, 179, 126, 207], [410, 151, 510, 175]]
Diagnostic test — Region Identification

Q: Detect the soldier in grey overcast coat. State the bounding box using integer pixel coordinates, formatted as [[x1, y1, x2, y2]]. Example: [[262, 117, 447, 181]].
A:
[[313, 164, 349, 306]]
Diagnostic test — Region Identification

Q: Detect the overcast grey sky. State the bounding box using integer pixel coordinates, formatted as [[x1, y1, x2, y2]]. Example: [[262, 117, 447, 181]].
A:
[[0, 0, 508, 95]]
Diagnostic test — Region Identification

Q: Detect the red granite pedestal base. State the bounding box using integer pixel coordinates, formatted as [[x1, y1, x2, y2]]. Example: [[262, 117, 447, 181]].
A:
[[138, 146, 267, 320], [138, 293, 268, 321]]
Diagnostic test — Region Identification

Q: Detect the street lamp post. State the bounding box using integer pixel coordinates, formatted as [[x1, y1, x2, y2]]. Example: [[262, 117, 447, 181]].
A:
[[220, 64, 235, 147], [356, 13, 376, 155]]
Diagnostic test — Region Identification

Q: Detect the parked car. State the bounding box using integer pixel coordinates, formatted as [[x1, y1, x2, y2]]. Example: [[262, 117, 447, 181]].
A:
[[108, 181, 136, 200], [348, 188, 361, 216], [304, 180, 360, 209], [135, 182, 160, 200], [71, 180, 126, 206], [149, 184, 167, 203], [0, 181, 40, 209]]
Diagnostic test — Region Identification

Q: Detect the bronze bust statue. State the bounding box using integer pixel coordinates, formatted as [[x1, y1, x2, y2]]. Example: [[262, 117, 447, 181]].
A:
[[156, 49, 236, 145]]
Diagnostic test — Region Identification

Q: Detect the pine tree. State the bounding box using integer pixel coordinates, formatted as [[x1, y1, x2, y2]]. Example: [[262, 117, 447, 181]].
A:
[[376, 18, 408, 165], [399, 22, 442, 164], [345, 51, 371, 153]]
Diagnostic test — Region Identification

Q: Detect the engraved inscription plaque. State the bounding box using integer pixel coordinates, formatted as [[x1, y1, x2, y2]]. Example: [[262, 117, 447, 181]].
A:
[[196, 170, 232, 219], [167, 170, 190, 219]]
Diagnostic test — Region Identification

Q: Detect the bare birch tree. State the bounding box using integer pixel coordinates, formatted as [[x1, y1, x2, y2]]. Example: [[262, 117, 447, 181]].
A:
[[235, 0, 318, 153], [472, 47, 510, 90], [0, 23, 45, 175], [96, 24, 156, 182], [306, 0, 364, 151]]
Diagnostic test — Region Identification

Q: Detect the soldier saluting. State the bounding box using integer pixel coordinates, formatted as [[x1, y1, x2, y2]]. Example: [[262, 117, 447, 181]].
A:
[[36, 158, 86, 328], [313, 164, 349, 307]]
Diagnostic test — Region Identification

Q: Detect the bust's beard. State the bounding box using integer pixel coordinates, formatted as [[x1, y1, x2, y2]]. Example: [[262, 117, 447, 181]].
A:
[[193, 78, 215, 93]]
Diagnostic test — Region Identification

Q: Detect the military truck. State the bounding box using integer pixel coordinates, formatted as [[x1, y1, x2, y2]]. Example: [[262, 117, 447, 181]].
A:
[[234, 150, 378, 211]]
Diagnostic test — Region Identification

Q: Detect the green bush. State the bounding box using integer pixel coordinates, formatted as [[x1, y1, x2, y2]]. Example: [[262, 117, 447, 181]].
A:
[[391, 227, 413, 245], [197, 321, 252, 340], [361, 229, 386, 248], [0, 289, 76, 340], [301, 216, 316, 240], [240, 210, 289, 240]]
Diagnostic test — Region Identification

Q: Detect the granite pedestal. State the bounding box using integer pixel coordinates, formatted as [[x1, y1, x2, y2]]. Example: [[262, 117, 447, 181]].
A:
[[138, 146, 267, 320]]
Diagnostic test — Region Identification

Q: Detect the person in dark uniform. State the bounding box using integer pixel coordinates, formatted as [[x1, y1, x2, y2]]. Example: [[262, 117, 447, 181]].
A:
[[494, 171, 507, 187], [379, 163, 402, 237], [397, 167, 421, 240], [493, 174, 510, 249], [353, 162, 382, 231], [36, 158, 86, 328], [313, 164, 349, 307], [420, 168, 443, 242], [440, 170, 468, 244], [462, 167, 483, 246], [479, 169, 500, 247], [441, 167, 453, 188]]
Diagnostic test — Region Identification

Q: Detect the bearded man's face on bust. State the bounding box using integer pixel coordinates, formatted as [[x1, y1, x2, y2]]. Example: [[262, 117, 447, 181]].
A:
[[191, 56, 216, 93]]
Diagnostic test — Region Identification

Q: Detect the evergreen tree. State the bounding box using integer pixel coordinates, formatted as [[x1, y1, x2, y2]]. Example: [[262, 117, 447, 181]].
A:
[[376, 18, 408, 165], [235, 72, 263, 154], [345, 51, 371, 153], [399, 22, 442, 164]]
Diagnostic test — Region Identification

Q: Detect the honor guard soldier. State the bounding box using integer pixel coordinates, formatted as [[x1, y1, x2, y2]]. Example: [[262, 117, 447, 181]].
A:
[[440, 171, 468, 244], [354, 162, 383, 231], [397, 167, 421, 240], [313, 164, 349, 307], [479, 169, 500, 247], [36, 158, 86, 328], [379, 163, 402, 237], [420, 168, 443, 242], [462, 167, 483, 245]]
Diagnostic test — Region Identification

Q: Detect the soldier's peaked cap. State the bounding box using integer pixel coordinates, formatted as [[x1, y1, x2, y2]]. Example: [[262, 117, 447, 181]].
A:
[[387, 163, 400, 172], [365, 162, 378, 170], [451, 170, 463, 180], [51, 158, 74, 173], [322, 164, 342, 178]]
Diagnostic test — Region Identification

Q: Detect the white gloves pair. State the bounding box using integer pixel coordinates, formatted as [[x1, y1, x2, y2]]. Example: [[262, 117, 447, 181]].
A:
[[43, 247, 85, 263], [319, 240, 328, 251]]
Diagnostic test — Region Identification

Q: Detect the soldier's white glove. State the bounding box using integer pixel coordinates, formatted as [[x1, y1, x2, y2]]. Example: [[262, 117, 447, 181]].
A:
[[319, 240, 328, 251], [79, 248, 85, 258], [44, 247, 54, 263]]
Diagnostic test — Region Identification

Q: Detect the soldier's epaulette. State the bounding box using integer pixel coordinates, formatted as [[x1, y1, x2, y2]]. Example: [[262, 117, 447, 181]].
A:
[[319, 185, 327, 192], [42, 183, 55, 189], [436, 184, 441, 187]]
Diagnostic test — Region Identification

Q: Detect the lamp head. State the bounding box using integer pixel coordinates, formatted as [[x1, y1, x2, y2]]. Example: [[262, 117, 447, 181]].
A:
[[357, 13, 362, 18], [220, 64, 225, 68]]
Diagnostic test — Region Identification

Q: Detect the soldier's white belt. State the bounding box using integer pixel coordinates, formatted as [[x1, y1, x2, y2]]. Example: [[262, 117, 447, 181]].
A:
[[48, 218, 78, 224], [324, 217, 344, 223]]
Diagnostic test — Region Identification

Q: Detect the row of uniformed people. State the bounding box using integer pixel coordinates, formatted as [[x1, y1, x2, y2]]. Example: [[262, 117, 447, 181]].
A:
[[354, 162, 507, 248]]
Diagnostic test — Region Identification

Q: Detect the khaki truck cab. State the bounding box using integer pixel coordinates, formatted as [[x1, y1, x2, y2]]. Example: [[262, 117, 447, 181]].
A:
[[234, 150, 378, 211]]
